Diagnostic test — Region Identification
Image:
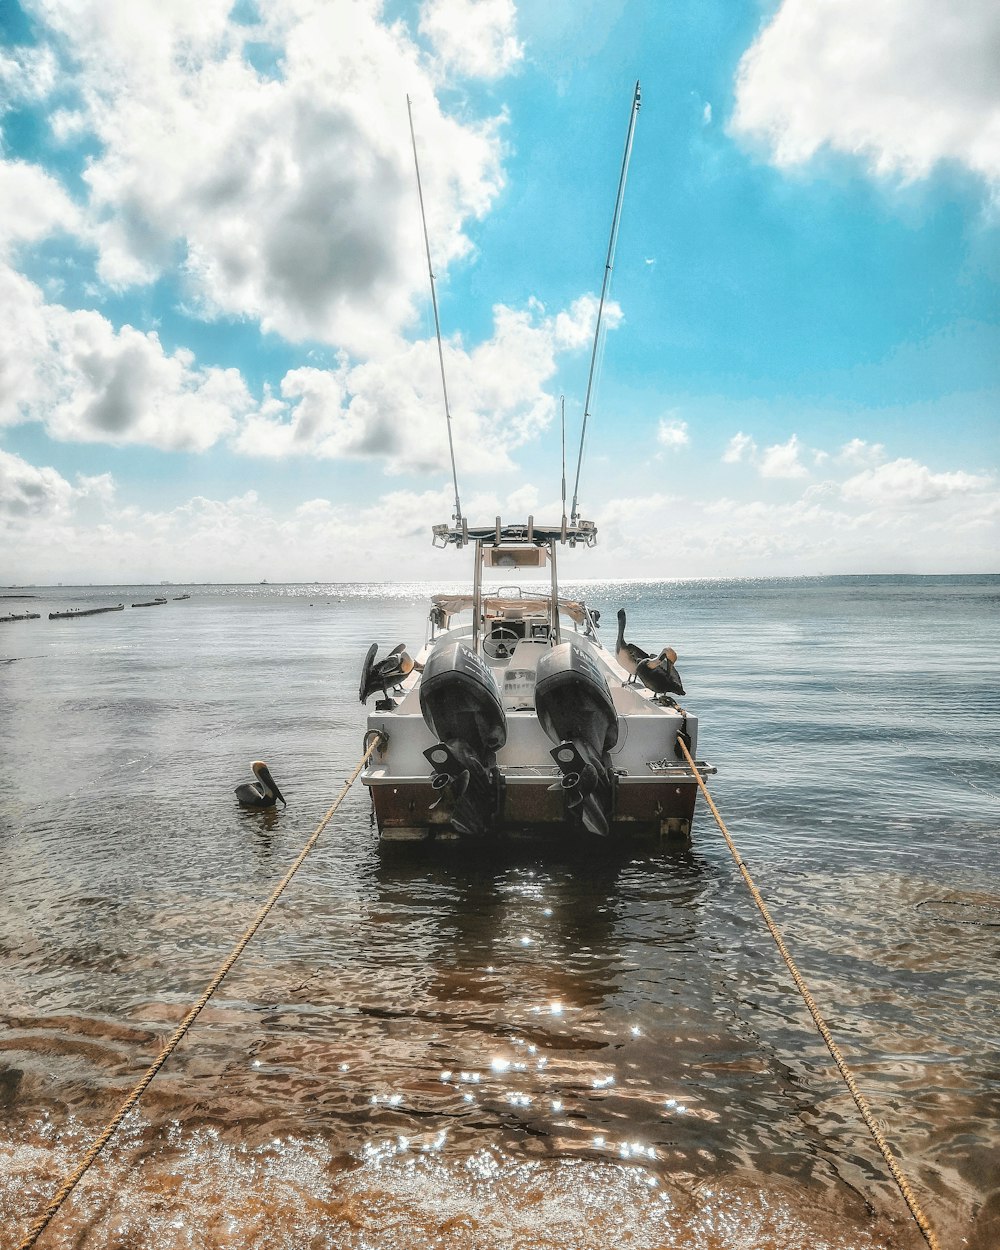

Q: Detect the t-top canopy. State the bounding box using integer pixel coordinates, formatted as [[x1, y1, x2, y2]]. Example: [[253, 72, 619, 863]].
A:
[[432, 517, 598, 549]]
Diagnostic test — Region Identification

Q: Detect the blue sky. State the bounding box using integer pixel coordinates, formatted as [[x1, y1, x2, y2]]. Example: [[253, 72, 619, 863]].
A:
[[1, 0, 997, 583]]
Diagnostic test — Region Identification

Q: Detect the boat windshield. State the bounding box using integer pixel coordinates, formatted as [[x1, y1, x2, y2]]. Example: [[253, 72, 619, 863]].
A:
[[431, 593, 588, 626]]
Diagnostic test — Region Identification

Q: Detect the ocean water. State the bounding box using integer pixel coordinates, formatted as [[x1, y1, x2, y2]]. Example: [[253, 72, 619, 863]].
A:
[[1, 575, 997, 1250]]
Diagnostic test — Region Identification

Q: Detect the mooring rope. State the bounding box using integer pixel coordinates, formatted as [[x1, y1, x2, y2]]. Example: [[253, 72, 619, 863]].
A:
[[675, 734, 941, 1250], [15, 733, 385, 1250]]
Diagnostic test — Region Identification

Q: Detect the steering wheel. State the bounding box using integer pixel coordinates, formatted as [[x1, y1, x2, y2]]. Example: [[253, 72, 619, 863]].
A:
[[483, 627, 519, 660]]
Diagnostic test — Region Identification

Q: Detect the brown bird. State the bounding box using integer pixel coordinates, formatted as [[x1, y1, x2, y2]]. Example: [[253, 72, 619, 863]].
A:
[[359, 643, 415, 703], [235, 761, 286, 809], [615, 608, 649, 684], [635, 647, 685, 697]]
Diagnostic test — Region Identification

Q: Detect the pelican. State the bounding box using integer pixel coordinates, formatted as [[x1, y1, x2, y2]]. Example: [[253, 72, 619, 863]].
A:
[[636, 647, 686, 697], [235, 760, 286, 809], [615, 608, 650, 684], [359, 642, 415, 703]]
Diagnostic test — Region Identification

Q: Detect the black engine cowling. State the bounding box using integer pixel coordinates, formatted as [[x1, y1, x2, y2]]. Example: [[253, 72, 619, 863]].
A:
[[535, 642, 619, 836], [419, 641, 507, 837]]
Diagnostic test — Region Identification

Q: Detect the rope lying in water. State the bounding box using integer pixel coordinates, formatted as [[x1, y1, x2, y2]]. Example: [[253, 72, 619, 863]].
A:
[[675, 734, 941, 1250], [15, 733, 385, 1250]]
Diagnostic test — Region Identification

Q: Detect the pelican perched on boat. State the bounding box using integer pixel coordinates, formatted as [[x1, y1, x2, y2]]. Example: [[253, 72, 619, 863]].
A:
[[359, 642, 415, 703], [235, 760, 286, 809], [615, 608, 650, 684], [636, 647, 685, 698]]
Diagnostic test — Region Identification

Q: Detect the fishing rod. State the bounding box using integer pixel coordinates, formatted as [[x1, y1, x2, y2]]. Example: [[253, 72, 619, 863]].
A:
[[560, 394, 567, 530], [570, 80, 641, 526], [407, 95, 464, 532]]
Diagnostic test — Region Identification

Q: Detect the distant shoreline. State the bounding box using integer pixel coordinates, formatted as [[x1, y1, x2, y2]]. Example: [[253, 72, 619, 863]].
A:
[[4, 572, 999, 590]]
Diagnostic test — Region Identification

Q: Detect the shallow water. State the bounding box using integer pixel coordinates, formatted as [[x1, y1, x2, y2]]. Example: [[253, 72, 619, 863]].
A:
[[1, 575, 998, 1249]]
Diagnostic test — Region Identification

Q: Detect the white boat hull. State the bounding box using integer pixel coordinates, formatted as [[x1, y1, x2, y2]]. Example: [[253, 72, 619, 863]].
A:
[[362, 623, 705, 844]]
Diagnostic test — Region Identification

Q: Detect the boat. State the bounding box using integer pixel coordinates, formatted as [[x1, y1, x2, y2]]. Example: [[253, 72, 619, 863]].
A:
[[360, 520, 711, 843], [359, 84, 710, 845], [48, 604, 125, 619], [172, 594, 191, 601]]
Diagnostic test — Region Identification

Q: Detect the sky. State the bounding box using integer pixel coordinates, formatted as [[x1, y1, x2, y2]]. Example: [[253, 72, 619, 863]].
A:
[[0, 0, 998, 584]]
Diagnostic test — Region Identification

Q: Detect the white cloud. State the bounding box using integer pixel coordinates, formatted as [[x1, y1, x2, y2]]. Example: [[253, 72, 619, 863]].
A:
[[0, 160, 81, 251], [0, 264, 252, 450], [601, 490, 857, 573], [419, 0, 523, 80], [0, 267, 51, 418], [0, 470, 454, 582], [656, 417, 689, 450], [595, 457, 1000, 575], [5, 446, 998, 582], [28, 0, 508, 355], [1, 242, 612, 466], [0, 449, 75, 519], [723, 431, 755, 463], [505, 482, 539, 516], [732, 0, 1000, 186], [757, 434, 809, 479], [841, 457, 993, 505], [0, 43, 58, 103], [74, 472, 117, 504], [723, 428, 994, 512], [0, 6, 593, 470], [47, 313, 251, 450], [838, 437, 886, 466], [552, 294, 621, 350], [234, 294, 606, 472], [722, 430, 808, 479]]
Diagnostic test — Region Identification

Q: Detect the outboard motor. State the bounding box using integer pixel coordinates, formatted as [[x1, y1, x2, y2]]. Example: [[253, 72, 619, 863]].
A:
[[419, 640, 507, 837], [535, 641, 619, 836]]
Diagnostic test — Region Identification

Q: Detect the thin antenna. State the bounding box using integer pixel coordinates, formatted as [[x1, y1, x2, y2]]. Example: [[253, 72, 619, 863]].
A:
[[560, 395, 567, 525], [570, 80, 641, 525], [407, 95, 463, 530]]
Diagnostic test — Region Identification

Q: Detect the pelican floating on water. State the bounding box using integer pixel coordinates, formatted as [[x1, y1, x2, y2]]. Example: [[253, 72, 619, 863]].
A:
[[235, 760, 286, 809], [359, 642, 415, 704], [636, 647, 685, 697], [615, 608, 650, 684]]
